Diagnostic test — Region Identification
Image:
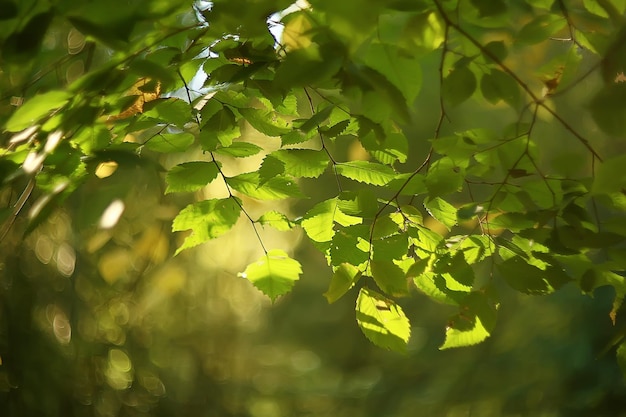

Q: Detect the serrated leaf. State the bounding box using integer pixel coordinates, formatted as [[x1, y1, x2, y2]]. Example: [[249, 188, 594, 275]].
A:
[[372, 233, 409, 261], [298, 105, 334, 132], [200, 107, 240, 149], [480, 69, 520, 107], [425, 157, 464, 198], [371, 260, 409, 296], [330, 226, 370, 266], [142, 98, 191, 127], [360, 43, 422, 103], [443, 65, 477, 107], [5, 90, 70, 132], [301, 198, 339, 243], [324, 263, 361, 303], [239, 107, 291, 136], [496, 256, 553, 294], [424, 197, 457, 229], [213, 141, 263, 157], [271, 149, 329, 178], [336, 161, 396, 186], [172, 198, 242, 254], [413, 271, 468, 305], [240, 249, 302, 302], [440, 314, 489, 349], [440, 292, 496, 349], [144, 132, 195, 153], [281, 129, 315, 146], [356, 287, 411, 352], [257, 211, 294, 231], [259, 155, 285, 185], [165, 161, 219, 193], [359, 131, 408, 165], [227, 172, 304, 200], [337, 189, 379, 218]]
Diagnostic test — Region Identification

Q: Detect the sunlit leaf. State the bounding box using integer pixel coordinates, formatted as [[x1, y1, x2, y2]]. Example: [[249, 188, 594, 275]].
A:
[[324, 263, 361, 303], [356, 287, 411, 352], [227, 172, 304, 200], [143, 132, 195, 153], [257, 210, 294, 231], [371, 260, 409, 296], [239, 107, 291, 136], [335, 161, 396, 186], [424, 197, 457, 230], [213, 141, 263, 158], [440, 292, 496, 349], [240, 249, 302, 302], [172, 198, 242, 254], [271, 149, 329, 178], [5, 91, 70, 132], [166, 161, 219, 193]]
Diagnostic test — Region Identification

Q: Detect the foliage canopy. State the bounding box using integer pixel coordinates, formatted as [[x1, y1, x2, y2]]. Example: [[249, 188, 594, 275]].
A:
[[2, 0, 626, 371]]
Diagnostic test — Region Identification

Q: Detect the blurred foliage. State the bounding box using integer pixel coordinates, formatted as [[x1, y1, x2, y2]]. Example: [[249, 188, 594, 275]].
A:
[[1, 0, 626, 415]]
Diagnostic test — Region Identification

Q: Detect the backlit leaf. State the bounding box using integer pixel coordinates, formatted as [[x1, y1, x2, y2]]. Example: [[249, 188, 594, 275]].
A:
[[227, 172, 304, 200], [165, 161, 219, 193], [240, 249, 302, 302], [172, 198, 242, 254], [356, 287, 411, 352], [5, 91, 70, 132], [424, 197, 457, 230], [324, 263, 362, 303], [336, 161, 396, 186]]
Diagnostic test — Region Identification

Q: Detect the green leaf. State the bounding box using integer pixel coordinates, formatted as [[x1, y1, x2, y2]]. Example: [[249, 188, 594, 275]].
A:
[[517, 13, 566, 45], [298, 105, 334, 133], [359, 131, 409, 165], [360, 43, 422, 103], [496, 256, 554, 294], [142, 98, 191, 128], [442, 65, 477, 107], [371, 260, 409, 297], [227, 172, 304, 200], [301, 198, 339, 243], [144, 132, 195, 153], [424, 197, 457, 230], [488, 212, 537, 232], [259, 155, 285, 185], [413, 270, 468, 305], [200, 107, 240, 149], [172, 198, 242, 254], [335, 161, 396, 186], [240, 249, 302, 302], [166, 161, 219, 194], [239, 107, 291, 136], [356, 287, 411, 352], [324, 263, 362, 303], [329, 226, 370, 266], [5, 91, 70, 132], [440, 292, 496, 349], [257, 211, 294, 231], [337, 189, 379, 218], [271, 149, 329, 178], [480, 69, 520, 107], [213, 142, 263, 158], [425, 157, 464, 197]]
